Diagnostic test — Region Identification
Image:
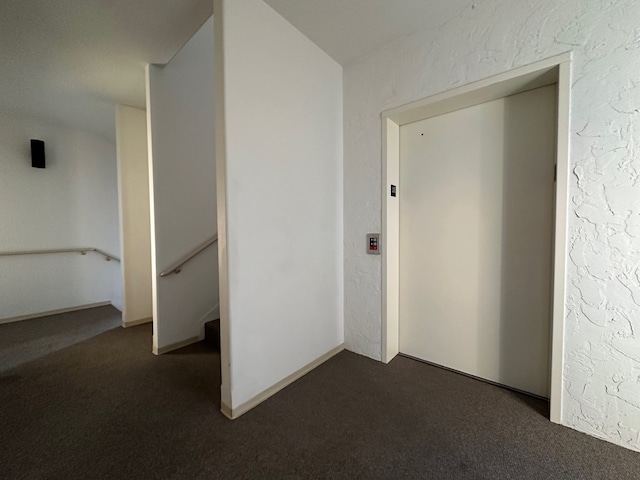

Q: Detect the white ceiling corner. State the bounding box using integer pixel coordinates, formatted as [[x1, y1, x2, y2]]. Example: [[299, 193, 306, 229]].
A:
[[0, 0, 212, 140], [264, 0, 475, 66]]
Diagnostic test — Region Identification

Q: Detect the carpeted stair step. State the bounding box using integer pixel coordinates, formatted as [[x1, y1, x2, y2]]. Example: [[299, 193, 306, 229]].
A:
[[204, 319, 220, 351]]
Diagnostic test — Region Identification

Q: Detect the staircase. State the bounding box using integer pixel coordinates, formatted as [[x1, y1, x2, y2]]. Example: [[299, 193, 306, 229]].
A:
[[204, 319, 220, 351]]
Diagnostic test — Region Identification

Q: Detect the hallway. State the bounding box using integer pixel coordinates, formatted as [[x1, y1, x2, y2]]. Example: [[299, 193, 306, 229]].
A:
[[1, 309, 639, 479]]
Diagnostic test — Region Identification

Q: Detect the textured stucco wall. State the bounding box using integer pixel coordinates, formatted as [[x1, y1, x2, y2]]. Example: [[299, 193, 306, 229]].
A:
[[344, 0, 640, 451]]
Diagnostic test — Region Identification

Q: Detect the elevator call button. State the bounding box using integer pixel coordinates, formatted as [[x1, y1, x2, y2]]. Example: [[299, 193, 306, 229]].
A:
[[367, 233, 381, 255]]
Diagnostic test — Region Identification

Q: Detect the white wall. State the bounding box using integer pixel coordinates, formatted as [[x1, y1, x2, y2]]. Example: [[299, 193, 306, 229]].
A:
[[344, 0, 640, 451], [116, 105, 152, 326], [215, 0, 344, 413], [0, 112, 121, 320], [146, 17, 219, 353]]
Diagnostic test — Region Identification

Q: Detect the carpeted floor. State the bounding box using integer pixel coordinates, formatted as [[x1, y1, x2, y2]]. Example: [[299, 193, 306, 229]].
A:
[[1, 307, 639, 479], [0, 306, 121, 373]]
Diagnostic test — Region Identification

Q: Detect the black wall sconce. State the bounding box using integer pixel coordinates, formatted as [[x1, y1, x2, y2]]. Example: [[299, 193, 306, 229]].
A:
[[31, 139, 45, 168]]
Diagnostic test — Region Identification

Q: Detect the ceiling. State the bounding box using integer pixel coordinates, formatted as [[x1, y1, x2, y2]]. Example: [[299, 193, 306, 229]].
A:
[[0, 0, 212, 140], [0, 0, 473, 142], [264, 0, 475, 66]]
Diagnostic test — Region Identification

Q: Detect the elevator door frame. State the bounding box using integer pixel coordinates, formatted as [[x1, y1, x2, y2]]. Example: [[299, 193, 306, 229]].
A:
[[381, 53, 572, 424]]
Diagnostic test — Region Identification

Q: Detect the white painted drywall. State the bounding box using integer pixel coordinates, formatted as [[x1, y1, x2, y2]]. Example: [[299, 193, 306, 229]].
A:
[[0, 112, 121, 320], [215, 0, 344, 411], [344, 0, 640, 451], [116, 105, 152, 326], [146, 17, 219, 352], [399, 86, 556, 398]]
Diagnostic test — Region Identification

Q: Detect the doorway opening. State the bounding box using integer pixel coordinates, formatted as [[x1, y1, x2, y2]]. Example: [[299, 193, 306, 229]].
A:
[[381, 53, 571, 423]]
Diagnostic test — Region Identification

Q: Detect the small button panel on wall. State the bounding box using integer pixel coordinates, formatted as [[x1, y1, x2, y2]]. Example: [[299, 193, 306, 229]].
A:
[[367, 233, 381, 255]]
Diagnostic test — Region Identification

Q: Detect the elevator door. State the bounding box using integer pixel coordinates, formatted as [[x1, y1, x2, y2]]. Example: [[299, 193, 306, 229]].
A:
[[398, 85, 556, 397]]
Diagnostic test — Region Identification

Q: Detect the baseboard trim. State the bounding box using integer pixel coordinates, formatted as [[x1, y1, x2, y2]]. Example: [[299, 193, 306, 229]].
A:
[[153, 335, 201, 355], [200, 304, 220, 323], [0, 301, 112, 325], [222, 343, 345, 420], [221, 402, 232, 419], [122, 317, 152, 328], [198, 304, 220, 337]]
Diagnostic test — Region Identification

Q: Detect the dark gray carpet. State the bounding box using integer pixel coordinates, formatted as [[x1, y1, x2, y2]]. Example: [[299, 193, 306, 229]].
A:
[[0, 306, 121, 373], [1, 308, 639, 479]]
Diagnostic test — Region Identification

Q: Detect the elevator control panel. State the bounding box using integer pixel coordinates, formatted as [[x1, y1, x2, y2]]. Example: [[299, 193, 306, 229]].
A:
[[367, 233, 381, 255]]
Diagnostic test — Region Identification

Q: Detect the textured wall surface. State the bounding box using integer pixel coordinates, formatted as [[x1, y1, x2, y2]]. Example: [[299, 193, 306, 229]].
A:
[[344, 0, 640, 451]]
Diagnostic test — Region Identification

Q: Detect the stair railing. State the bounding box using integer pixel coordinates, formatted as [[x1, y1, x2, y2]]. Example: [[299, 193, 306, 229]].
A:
[[159, 235, 218, 277], [0, 247, 120, 262]]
